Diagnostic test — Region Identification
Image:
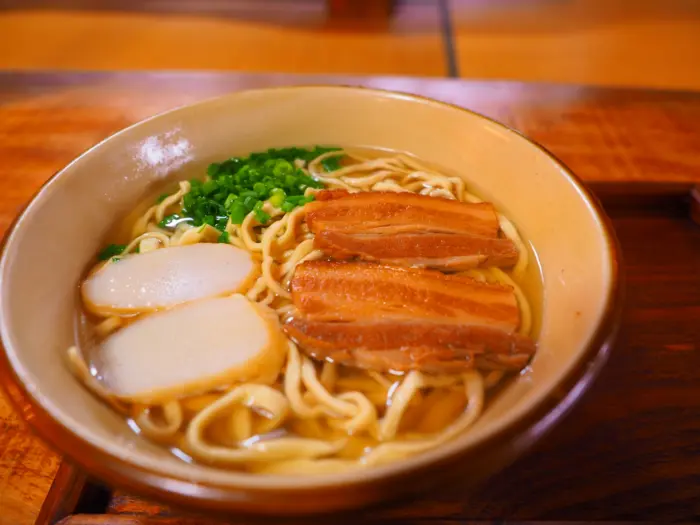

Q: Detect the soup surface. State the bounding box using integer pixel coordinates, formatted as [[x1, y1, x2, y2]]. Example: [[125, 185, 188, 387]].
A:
[[68, 146, 542, 475]]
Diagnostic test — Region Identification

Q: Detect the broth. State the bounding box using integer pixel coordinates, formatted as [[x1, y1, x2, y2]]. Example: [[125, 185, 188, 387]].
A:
[[70, 145, 543, 474]]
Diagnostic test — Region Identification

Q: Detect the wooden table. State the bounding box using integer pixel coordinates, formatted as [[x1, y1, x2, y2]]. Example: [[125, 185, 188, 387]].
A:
[[1, 71, 700, 525], [327, 0, 395, 20]]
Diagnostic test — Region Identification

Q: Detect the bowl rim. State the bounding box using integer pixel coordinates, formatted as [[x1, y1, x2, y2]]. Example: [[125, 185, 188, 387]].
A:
[[0, 84, 624, 515]]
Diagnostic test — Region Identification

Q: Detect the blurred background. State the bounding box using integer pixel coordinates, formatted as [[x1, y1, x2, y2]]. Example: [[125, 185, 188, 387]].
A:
[[0, 0, 699, 89]]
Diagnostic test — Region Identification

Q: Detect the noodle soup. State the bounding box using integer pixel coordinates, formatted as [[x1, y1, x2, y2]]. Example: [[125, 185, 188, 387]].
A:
[[68, 146, 542, 475]]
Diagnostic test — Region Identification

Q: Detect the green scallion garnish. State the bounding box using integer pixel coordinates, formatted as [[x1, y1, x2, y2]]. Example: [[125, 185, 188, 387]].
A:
[[170, 146, 335, 232], [97, 244, 126, 261]]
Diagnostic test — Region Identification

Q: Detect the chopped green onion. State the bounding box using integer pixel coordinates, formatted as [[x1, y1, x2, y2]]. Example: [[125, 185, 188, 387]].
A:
[[224, 193, 237, 209], [182, 193, 194, 210], [285, 195, 304, 205], [207, 163, 221, 178], [269, 188, 286, 208], [98, 244, 126, 261], [202, 180, 218, 195], [171, 146, 334, 231], [321, 155, 342, 172], [254, 208, 271, 224], [218, 231, 230, 244], [273, 160, 294, 177], [242, 195, 257, 210], [252, 201, 270, 224], [158, 214, 178, 229], [229, 203, 247, 224]]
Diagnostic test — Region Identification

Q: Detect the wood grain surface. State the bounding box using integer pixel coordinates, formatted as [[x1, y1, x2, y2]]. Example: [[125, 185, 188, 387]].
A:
[[34, 462, 87, 525], [449, 0, 700, 91], [0, 1, 446, 76], [0, 72, 699, 524], [5, 1, 700, 90]]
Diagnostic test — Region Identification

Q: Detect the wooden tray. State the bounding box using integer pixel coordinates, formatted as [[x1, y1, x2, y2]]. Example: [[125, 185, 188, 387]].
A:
[[37, 182, 700, 524]]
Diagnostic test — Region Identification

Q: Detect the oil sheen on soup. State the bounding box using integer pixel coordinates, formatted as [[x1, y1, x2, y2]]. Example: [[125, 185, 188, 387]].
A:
[[68, 145, 542, 475]]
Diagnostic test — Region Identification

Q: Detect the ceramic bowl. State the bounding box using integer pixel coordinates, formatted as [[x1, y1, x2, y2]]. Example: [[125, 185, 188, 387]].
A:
[[0, 86, 622, 516]]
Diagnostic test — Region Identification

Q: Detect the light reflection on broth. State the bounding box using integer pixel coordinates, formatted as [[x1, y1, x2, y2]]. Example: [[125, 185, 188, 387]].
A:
[[68, 146, 543, 474]]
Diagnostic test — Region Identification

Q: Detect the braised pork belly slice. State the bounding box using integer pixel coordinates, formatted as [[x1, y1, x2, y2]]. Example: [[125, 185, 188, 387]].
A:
[[284, 318, 535, 374], [305, 190, 519, 270], [306, 190, 501, 237], [314, 230, 518, 271], [313, 189, 353, 201], [291, 261, 519, 331], [284, 261, 535, 374]]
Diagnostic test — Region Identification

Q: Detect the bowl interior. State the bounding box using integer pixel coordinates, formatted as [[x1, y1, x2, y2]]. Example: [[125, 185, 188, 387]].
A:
[[0, 87, 614, 491]]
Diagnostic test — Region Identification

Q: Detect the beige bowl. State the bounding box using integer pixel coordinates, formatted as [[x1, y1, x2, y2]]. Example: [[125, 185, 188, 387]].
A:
[[0, 86, 621, 516]]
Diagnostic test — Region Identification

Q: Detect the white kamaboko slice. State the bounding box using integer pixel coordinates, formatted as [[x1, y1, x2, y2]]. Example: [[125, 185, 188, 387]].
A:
[[98, 295, 287, 403], [82, 243, 257, 314]]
